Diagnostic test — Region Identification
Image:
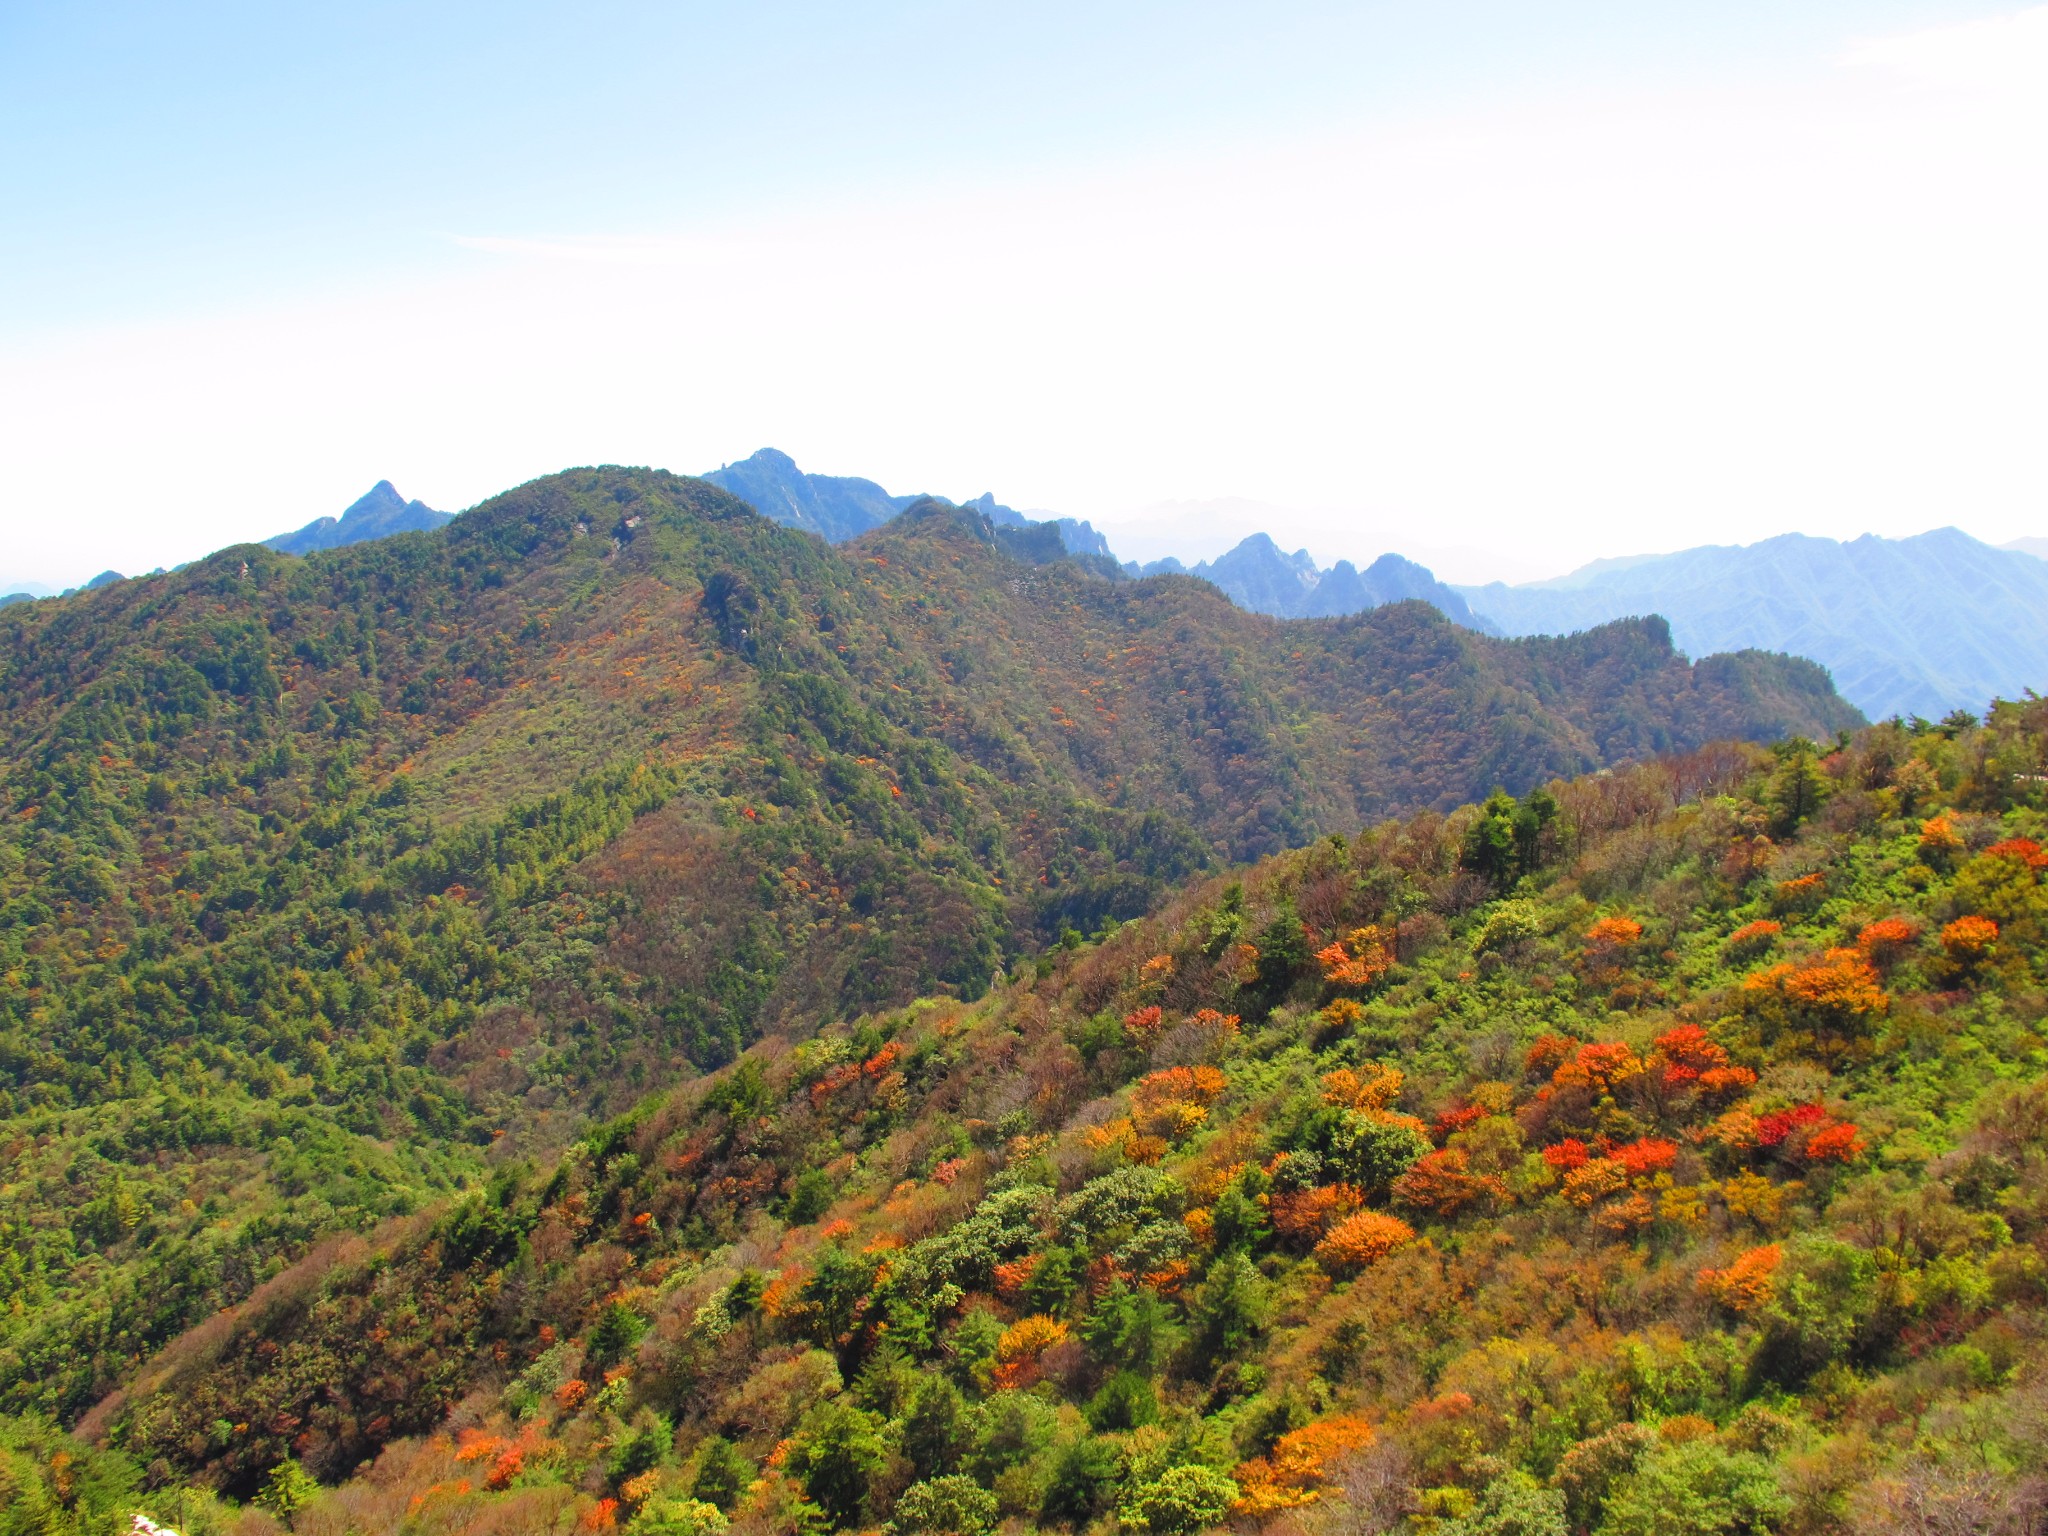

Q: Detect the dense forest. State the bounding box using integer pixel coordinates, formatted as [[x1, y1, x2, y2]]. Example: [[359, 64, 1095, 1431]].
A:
[[4, 695, 2042, 1534], [0, 473, 1916, 1536], [0, 468, 1857, 1452]]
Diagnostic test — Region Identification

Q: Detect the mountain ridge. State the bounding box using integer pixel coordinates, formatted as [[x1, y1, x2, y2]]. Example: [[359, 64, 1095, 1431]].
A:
[[0, 463, 1859, 1434], [1457, 526, 2048, 720]]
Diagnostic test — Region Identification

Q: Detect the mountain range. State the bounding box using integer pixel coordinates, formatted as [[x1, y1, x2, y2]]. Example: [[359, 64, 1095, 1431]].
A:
[[11, 460, 2048, 1533], [702, 447, 1119, 568], [24, 451, 2048, 723], [0, 464, 1854, 1424], [1134, 535, 1497, 634], [0, 475, 2038, 1528], [1455, 528, 2048, 722]]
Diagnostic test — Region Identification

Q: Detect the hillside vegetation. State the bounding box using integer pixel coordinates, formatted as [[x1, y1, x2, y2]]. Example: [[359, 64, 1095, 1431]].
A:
[[5, 697, 2045, 1534], [0, 463, 1879, 1530], [0, 466, 1857, 1440]]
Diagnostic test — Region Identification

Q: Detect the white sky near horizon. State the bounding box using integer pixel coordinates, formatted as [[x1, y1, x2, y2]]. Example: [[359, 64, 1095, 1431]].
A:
[[2, 2, 2045, 589]]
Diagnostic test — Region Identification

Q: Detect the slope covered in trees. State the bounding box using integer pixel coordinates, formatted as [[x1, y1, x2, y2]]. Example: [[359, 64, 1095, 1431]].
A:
[[12, 701, 2046, 1535], [0, 465, 1856, 1513]]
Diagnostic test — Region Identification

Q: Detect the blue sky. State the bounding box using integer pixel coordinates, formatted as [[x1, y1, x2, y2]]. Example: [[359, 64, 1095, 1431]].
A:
[[4, 1, 2043, 586]]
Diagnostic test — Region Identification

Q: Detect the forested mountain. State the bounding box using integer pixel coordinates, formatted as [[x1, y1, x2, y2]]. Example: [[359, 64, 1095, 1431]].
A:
[[263, 481, 452, 556], [9, 699, 2047, 1536], [1136, 537, 1497, 635], [0, 464, 1857, 1461], [1457, 529, 2048, 722]]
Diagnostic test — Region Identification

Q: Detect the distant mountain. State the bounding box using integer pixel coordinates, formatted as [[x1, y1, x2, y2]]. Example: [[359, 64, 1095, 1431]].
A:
[[701, 447, 912, 542], [265, 480, 452, 555], [704, 448, 1119, 567], [2004, 536, 2048, 561], [1457, 528, 2048, 720], [1138, 532, 1499, 635]]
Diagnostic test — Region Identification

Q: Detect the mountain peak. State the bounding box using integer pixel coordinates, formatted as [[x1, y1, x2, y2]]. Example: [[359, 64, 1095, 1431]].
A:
[[264, 481, 453, 557]]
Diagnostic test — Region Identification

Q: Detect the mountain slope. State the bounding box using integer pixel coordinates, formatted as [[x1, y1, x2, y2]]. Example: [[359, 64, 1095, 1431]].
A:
[[1459, 528, 2048, 720], [0, 466, 1856, 1428], [1140, 535, 1498, 635], [264, 479, 453, 555], [47, 701, 2048, 1534]]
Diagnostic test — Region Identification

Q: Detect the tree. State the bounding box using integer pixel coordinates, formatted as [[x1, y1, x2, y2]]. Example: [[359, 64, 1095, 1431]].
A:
[[608, 1410, 673, 1485], [1766, 743, 1828, 836], [588, 1300, 649, 1369], [903, 1375, 969, 1478], [1122, 1464, 1240, 1536], [1081, 1280, 1179, 1374], [1439, 1466, 1566, 1536], [1512, 788, 1558, 874], [1321, 1110, 1431, 1194], [789, 1401, 889, 1528], [630, 1496, 731, 1536], [690, 1436, 750, 1512], [256, 1457, 321, 1522], [1313, 1211, 1415, 1275], [1188, 1252, 1269, 1367], [1461, 791, 1520, 888], [1596, 1439, 1790, 1536], [891, 1475, 999, 1536], [1085, 1371, 1159, 1432], [1043, 1436, 1123, 1528]]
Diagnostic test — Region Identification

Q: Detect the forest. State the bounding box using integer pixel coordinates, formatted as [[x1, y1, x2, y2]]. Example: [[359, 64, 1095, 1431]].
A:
[[0, 467, 1980, 1534], [3, 689, 2043, 1532]]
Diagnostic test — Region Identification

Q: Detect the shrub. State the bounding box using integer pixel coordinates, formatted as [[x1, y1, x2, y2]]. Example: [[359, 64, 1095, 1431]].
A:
[[1725, 919, 1781, 955]]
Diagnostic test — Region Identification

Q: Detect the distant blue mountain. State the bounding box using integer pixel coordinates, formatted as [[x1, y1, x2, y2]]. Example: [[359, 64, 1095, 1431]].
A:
[[266, 480, 452, 555], [701, 448, 912, 543], [702, 448, 1119, 564], [1457, 528, 2048, 720], [703, 450, 1492, 630], [1136, 533, 1499, 635]]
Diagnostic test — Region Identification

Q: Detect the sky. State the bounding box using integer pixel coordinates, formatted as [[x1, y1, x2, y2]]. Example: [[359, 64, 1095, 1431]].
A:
[[2, 1, 2045, 589]]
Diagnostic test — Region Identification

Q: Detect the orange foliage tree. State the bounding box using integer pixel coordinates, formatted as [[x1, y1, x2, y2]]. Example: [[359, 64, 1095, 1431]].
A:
[[1942, 915, 1999, 967], [1314, 1210, 1416, 1275], [1269, 1182, 1365, 1243], [1316, 926, 1393, 990], [1321, 1064, 1404, 1112], [1232, 1414, 1379, 1515], [1392, 1148, 1504, 1218], [1697, 1244, 1783, 1312]]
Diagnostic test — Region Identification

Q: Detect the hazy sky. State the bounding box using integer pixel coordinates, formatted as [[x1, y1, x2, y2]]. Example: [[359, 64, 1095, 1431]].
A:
[[3, 1, 2044, 587]]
